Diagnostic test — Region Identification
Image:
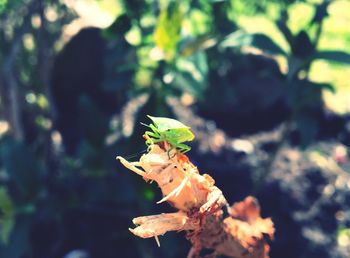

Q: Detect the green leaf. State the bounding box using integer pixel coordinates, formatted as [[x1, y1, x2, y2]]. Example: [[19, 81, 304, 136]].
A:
[[154, 1, 183, 62], [220, 31, 287, 56], [172, 51, 208, 98], [102, 14, 132, 39], [313, 51, 350, 65], [0, 0, 8, 14], [1, 139, 42, 201], [276, 12, 294, 47], [338, 226, 350, 241], [220, 31, 252, 48], [0, 215, 32, 258], [310, 1, 330, 25], [312, 82, 335, 94], [291, 31, 314, 58], [251, 33, 287, 56], [179, 35, 217, 57], [0, 187, 15, 244]]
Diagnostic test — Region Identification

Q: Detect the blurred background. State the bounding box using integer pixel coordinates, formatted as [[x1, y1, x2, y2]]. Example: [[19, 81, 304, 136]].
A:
[[0, 0, 350, 257]]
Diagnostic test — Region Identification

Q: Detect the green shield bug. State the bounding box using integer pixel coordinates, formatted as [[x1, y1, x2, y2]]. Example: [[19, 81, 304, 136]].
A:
[[142, 115, 195, 154]]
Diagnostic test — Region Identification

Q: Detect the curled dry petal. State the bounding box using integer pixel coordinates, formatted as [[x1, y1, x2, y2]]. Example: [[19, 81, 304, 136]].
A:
[[129, 212, 198, 238], [229, 196, 274, 239]]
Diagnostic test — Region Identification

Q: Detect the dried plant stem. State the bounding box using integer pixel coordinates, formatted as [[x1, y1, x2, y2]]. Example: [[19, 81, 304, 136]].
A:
[[117, 144, 274, 258]]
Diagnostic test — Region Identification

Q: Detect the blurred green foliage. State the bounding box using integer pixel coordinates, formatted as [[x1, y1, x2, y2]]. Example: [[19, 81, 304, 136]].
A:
[[154, 1, 182, 61], [0, 0, 349, 257], [0, 187, 14, 244], [338, 226, 350, 248]]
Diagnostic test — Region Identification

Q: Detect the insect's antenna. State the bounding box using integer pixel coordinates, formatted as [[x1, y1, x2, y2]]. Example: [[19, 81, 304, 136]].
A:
[[123, 149, 148, 160], [140, 122, 150, 128]]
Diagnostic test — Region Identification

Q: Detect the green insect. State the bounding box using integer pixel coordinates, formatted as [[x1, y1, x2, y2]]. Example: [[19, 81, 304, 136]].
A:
[[142, 115, 195, 154]]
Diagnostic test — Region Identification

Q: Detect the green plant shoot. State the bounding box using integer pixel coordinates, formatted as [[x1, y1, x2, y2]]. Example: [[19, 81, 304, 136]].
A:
[[142, 115, 195, 154]]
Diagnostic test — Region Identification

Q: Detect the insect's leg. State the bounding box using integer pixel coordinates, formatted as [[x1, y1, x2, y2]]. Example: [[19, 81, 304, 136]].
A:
[[116, 156, 148, 178], [166, 145, 176, 159], [177, 143, 191, 154], [149, 123, 159, 134], [144, 131, 160, 139], [144, 125, 163, 146], [147, 137, 167, 150], [144, 131, 160, 145], [166, 140, 179, 159]]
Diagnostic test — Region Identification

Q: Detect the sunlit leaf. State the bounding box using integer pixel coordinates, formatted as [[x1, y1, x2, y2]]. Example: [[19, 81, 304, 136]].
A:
[[220, 31, 287, 56], [179, 35, 217, 57], [0, 0, 8, 14], [154, 1, 183, 62], [338, 226, 350, 247], [220, 31, 252, 48]]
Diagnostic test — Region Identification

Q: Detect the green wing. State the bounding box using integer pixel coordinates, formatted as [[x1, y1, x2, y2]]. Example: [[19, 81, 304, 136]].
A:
[[147, 115, 190, 131]]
